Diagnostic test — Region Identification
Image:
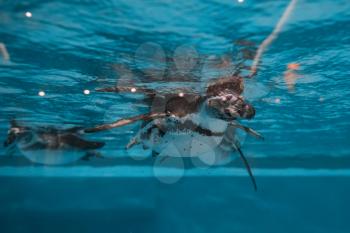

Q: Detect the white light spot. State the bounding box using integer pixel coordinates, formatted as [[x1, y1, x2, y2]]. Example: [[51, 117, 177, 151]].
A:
[[131, 87, 137, 93], [178, 92, 184, 97], [274, 98, 281, 104], [38, 91, 45, 96], [238, 0, 244, 3], [319, 97, 324, 102], [83, 89, 90, 95], [25, 12, 32, 18]]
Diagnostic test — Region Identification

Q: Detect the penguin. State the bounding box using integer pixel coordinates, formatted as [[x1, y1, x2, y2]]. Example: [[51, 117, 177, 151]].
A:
[[4, 120, 105, 165], [85, 75, 262, 190]]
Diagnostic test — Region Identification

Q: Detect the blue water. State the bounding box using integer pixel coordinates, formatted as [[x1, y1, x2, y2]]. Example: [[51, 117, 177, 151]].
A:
[[0, 0, 350, 232]]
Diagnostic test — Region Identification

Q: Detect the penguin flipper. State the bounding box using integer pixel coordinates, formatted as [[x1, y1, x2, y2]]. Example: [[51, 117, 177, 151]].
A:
[[84, 112, 167, 133], [229, 122, 264, 140]]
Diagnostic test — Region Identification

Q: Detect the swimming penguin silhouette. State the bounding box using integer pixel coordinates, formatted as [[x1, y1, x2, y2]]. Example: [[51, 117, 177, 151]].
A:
[[4, 119, 105, 165]]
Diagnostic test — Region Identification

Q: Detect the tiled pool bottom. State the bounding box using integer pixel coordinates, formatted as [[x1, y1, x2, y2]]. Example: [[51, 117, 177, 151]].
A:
[[0, 157, 349, 233]]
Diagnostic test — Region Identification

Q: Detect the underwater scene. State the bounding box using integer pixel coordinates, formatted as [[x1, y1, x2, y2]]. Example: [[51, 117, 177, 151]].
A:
[[0, 0, 349, 232]]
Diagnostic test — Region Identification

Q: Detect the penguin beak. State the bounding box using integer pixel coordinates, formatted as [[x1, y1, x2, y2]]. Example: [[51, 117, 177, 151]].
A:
[[239, 103, 255, 119]]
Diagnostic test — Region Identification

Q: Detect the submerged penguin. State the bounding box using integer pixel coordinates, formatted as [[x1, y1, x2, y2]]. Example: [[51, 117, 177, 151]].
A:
[[85, 75, 263, 190], [4, 120, 105, 165]]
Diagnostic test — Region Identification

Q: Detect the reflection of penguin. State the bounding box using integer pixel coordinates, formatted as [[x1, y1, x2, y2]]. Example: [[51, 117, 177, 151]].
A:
[[4, 120, 105, 165]]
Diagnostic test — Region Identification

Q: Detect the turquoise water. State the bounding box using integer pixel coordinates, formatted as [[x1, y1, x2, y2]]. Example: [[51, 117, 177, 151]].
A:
[[0, 0, 350, 232]]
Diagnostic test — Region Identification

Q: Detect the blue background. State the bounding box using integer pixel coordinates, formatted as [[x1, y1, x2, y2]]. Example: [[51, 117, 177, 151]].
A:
[[0, 0, 349, 232]]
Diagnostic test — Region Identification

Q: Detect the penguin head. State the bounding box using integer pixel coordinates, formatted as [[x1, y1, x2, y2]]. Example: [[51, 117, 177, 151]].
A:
[[4, 120, 26, 147], [206, 92, 255, 120]]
